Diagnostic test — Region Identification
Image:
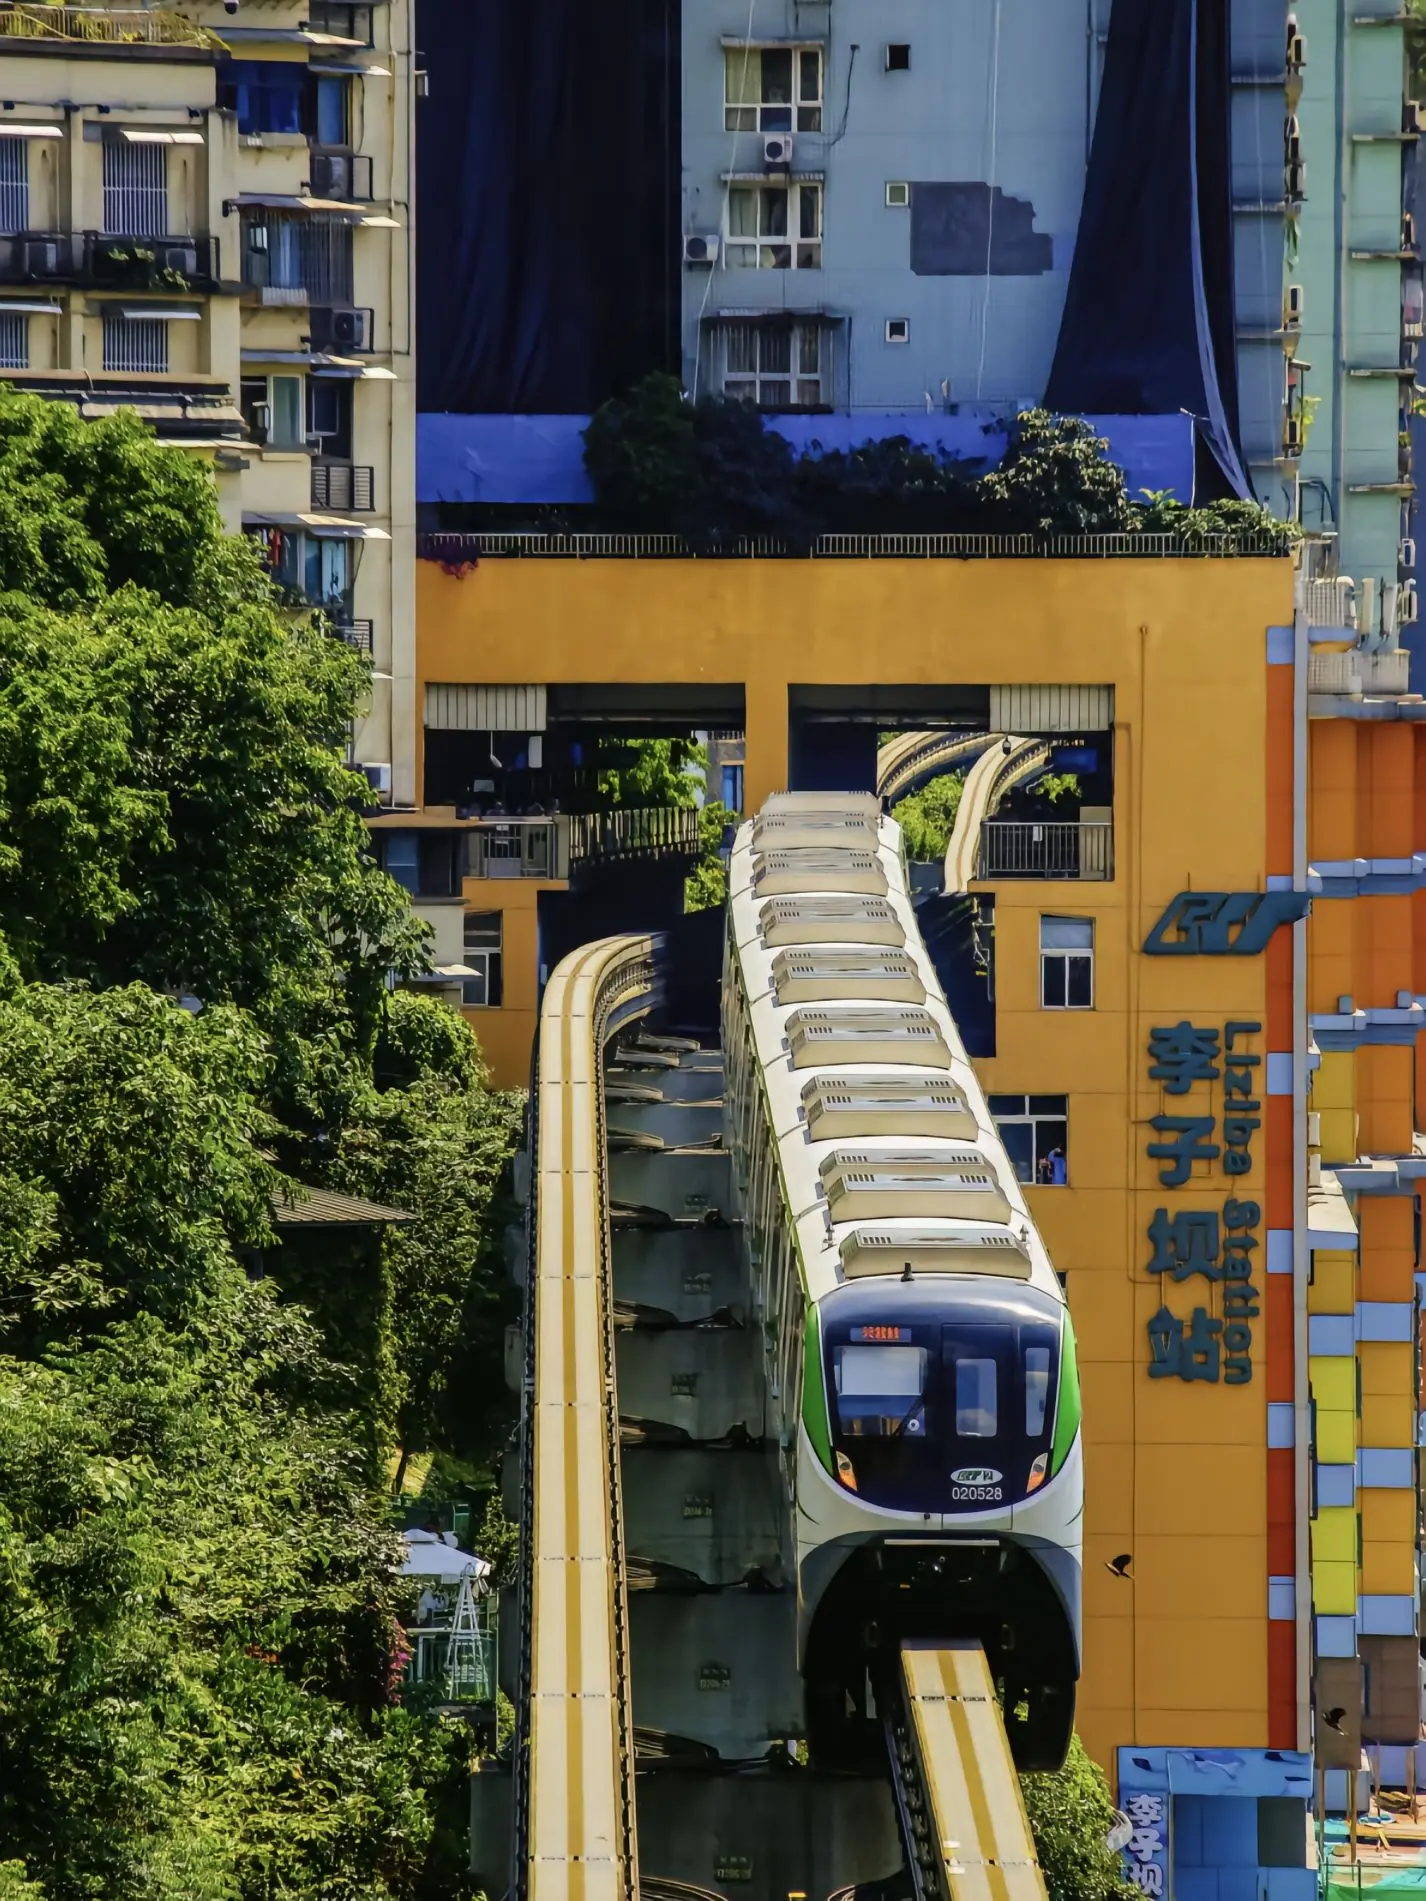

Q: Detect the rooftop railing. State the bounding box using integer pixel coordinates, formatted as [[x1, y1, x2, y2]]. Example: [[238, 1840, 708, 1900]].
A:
[[978, 818, 1115, 881], [418, 529, 1296, 564], [464, 808, 704, 881], [0, 5, 224, 46]]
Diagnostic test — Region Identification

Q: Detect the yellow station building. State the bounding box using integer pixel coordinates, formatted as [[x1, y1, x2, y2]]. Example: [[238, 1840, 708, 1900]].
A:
[[401, 538, 1426, 1819]]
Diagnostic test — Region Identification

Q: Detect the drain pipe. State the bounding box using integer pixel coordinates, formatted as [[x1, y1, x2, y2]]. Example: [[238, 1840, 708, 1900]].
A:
[[1292, 577, 1312, 1756]]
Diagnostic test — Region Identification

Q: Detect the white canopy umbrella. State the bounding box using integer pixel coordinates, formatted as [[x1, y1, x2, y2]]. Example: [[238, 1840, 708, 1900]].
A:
[[400, 1530, 491, 1581]]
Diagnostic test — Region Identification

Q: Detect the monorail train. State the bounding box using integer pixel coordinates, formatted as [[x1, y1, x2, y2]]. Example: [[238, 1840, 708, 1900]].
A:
[[722, 792, 1083, 1770]]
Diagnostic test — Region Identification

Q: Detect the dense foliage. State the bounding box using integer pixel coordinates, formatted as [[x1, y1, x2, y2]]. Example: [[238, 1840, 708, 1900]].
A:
[[1022, 1736, 1138, 1901], [891, 772, 967, 863], [584, 374, 1299, 547], [0, 389, 518, 1898]]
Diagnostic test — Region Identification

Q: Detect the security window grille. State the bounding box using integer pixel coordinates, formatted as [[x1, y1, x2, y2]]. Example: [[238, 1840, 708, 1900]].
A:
[[1040, 915, 1093, 1010], [725, 46, 823, 132], [0, 311, 27, 369], [102, 139, 168, 237], [723, 321, 824, 408], [103, 315, 167, 373], [988, 1095, 1068, 1185], [462, 912, 503, 1008], [0, 140, 28, 235], [727, 182, 821, 269], [243, 211, 353, 303]]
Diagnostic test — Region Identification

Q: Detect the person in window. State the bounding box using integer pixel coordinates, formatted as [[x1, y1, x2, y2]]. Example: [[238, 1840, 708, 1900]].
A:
[[1046, 1146, 1068, 1186], [1036, 1153, 1053, 1186]]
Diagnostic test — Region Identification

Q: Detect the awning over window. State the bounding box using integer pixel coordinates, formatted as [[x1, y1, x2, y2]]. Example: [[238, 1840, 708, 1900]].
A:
[[243, 511, 391, 540], [226, 192, 400, 228]]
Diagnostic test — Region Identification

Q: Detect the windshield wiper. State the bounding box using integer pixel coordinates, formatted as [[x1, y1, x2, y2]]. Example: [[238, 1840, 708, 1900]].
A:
[[890, 1394, 927, 1441]]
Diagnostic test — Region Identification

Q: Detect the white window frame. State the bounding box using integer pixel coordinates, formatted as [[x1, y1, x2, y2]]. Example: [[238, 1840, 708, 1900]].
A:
[[725, 180, 821, 271], [724, 44, 823, 133], [886, 181, 910, 208], [0, 309, 28, 369], [721, 318, 827, 409], [462, 911, 503, 1008], [885, 318, 910, 344], [102, 313, 168, 373], [1039, 915, 1094, 1010], [988, 1094, 1068, 1185]]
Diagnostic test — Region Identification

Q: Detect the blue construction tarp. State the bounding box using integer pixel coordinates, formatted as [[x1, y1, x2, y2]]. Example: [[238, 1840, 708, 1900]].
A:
[[418, 410, 1197, 508]]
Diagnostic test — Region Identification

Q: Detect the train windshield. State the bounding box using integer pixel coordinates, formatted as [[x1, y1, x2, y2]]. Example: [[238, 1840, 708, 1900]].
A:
[[825, 1310, 1060, 1513]]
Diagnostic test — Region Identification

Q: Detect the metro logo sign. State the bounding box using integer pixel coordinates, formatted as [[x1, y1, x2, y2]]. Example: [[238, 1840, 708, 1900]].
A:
[[1142, 890, 1309, 956]]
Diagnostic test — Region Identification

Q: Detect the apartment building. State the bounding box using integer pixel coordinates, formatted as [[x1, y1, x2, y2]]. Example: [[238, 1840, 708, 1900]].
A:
[[0, 0, 414, 803]]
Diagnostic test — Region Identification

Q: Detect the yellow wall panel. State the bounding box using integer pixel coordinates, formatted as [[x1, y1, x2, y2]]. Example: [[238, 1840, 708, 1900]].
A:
[[1318, 1110, 1359, 1166], [1312, 1052, 1357, 1112], [1133, 1618, 1267, 1713], [1315, 1410, 1358, 1465], [1311, 1560, 1359, 1615], [1361, 1490, 1416, 1545], [1361, 1542, 1416, 1596], [1360, 1341, 1413, 1395], [1361, 1394, 1415, 1448], [1310, 1508, 1358, 1565], [1357, 1045, 1415, 1157], [1134, 1445, 1265, 1536], [1308, 1255, 1357, 1314], [1310, 1358, 1357, 1411]]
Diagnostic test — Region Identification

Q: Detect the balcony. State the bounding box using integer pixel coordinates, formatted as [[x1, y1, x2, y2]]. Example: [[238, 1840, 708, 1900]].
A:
[[331, 617, 373, 655], [0, 5, 222, 50], [311, 462, 374, 512], [977, 819, 1114, 881], [373, 809, 706, 885], [402, 1622, 496, 1706], [1307, 650, 1413, 696], [0, 231, 221, 292]]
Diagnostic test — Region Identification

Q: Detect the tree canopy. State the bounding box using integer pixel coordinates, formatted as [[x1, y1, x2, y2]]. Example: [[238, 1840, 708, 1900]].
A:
[[0, 388, 519, 1899]]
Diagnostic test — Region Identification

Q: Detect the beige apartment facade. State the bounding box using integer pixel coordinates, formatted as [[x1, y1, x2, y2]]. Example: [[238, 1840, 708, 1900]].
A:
[[0, 0, 414, 801]]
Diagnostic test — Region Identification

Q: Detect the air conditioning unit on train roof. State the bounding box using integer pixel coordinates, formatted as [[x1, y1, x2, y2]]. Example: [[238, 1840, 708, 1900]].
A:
[[786, 1006, 952, 1069], [820, 1148, 1011, 1226], [801, 1074, 977, 1142], [753, 810, 880, 851], [762, 791, 882, 821], [839, 1225, 1032, 1280], [772, 947, 925, 1007], [759, 895, 905, 948], [752, 848, 888, 897]]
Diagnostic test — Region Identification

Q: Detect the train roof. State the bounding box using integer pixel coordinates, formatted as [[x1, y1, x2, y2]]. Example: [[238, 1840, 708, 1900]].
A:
[[726, 800, 1065, 1311]]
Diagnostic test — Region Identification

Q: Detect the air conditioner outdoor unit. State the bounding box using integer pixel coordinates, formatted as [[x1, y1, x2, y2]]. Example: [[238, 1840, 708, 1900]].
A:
[[1286, 159, 1306, 200], [20, 238, 59, 277], [1286, 27, 1306, 66], [1284, 283, 1304, 326], [310, 153, 351, 199], [160, 242, 199, 277], [1283, 414, 1304, 454], [250, 400, 271, 437], [1402, 538, 1417, 571], [763, 133, 794, 168], [683, 232, 719, 266], [1401, 581, 1419, 624], [310, 305, 369, 351], [362, 762, 392, 797]]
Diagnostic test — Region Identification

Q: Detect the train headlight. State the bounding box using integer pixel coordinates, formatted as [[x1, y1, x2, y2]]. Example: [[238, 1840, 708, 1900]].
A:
[[835, 1450, 858, 1492], [1026, 1453, 1048, 1494]]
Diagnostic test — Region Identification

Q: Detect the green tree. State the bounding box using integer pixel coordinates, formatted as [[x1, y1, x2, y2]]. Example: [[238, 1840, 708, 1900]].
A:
[[891, 771, 967, 862], [1021, 1736, 1138, 1901]]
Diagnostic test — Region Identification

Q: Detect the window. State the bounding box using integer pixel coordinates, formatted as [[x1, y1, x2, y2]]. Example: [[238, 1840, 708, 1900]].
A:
[[988, 1094, 1068, 1185], [1040, 915, 1093, 1009], [833, 1341, 927, 1437], [721, 763, 744, 812], [885, 318, 909, 344], [242, 212, 353, 302], [463, 912, 503, 1007], [314, 75, 349, 148], [242, 373, 305, 448], [1024, 1347, 1051, 1436], [308, 3, 375, 46], [103, 314, 167, 373], [102, 139, 167, 236], [0, 140, 28, 234], [0, 310, 27, 369], [726, 182, 821, 270], [218, 61, 352, 141], [725, 46, 822, 132], [886, 42, 912, 71], [723, 320, 824, 407], [954, 1357, 997, 1436], [308, 376, 352, 458], [886, 180, 910, 208]]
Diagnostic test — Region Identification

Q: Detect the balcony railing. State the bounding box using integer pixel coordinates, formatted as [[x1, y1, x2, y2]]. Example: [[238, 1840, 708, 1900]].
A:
[[464, 808, 704, 881], [403, 1625, 496, 1705], [418, 529, 1296, 564], [1307, 649, 1412, 697], [331, 618, 373, 655], [311, 463, 375, 512], [0, 231, 221, 291], [0, 6, 223, 47], [977, 819, 1114, 880]]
